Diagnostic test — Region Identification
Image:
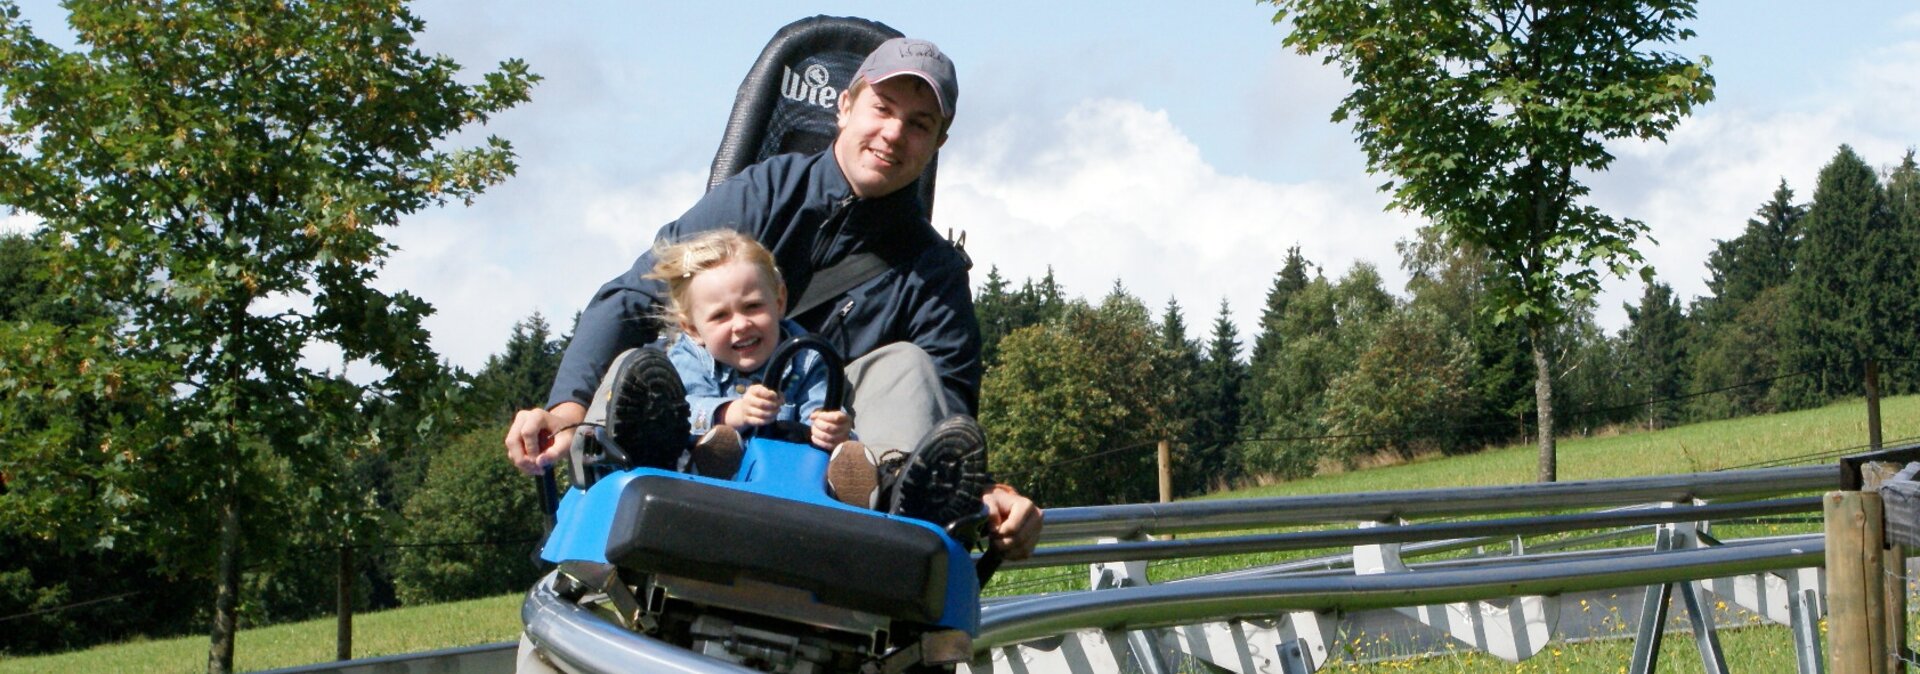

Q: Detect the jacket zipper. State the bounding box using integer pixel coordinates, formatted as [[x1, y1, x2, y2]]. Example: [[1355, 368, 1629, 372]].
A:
[[812, 193, 858, 264], [820, 300, 855, 343]]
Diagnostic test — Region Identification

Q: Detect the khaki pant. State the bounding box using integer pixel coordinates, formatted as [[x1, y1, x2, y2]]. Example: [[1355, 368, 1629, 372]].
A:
[[843, 342, 953, 452]]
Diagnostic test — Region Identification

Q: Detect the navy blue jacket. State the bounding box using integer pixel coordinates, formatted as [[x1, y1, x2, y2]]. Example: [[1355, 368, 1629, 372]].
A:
[[549, 149, 982, 416]]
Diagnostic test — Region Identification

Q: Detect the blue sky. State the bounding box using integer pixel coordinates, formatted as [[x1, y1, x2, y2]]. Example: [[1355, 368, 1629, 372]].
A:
[[6, 1, 1918, 373]]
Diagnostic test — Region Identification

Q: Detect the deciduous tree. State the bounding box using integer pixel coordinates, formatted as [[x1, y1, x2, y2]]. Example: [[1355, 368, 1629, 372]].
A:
[[982, 289, 1184, 506], [0, 3, 535, 670], [1265, 0, 1714, 480], [1319, 305, 1475, 463]]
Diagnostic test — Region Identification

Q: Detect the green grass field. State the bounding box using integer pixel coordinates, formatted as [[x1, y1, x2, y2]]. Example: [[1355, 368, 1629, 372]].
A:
[[5, 395, 1913, 673]]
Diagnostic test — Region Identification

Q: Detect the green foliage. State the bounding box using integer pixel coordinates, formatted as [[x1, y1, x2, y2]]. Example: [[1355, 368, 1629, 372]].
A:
[[1267, 0, 1710, 329], [0, 2, 536, 668], [975, 265, 1068, 369], [1243, 264, 1393, 479], [1550, 309, 1634, 433], [468, 312, 566, 424], [1883, 151, 1920, 393], [392, 426, 548, 605], [1156, 297, 1214, 495], [1319, 306, 1476, 462], [982, 290, 1185, 507], [1689, 286, 1787, 420], [1399, 227, 1534, 448], [1696, 180, 1803, 326], [0, 536, 207, 655], [1243, 247, 1317, 438], [1248, 247, 1313, 372], [1187, 299, 1247, 493], [1686, 181, 1803, 416], [1620, 280, 1688, 427], [1268, 0, 1714, 481], [1779, 146, 1914, 406]]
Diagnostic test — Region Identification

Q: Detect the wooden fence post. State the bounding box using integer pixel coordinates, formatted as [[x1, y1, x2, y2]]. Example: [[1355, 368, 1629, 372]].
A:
[[1867, 358, 1884, 451], [337, 542, 353, 661], [1157, 440, 1172, 504], [1864, 462, 1909, 673], [1827, 489, 1890, 674]]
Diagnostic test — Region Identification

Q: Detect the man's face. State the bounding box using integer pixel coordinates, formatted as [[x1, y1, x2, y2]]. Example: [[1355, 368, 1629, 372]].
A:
[[834, 76, 947, 199]]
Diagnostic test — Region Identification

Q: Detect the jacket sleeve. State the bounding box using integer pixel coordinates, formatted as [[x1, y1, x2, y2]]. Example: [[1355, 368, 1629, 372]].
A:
[[789, 349, 832, 425], [668, 338, 735, 434], [545, 164, 786, 410], [904, 248, 983, 416]]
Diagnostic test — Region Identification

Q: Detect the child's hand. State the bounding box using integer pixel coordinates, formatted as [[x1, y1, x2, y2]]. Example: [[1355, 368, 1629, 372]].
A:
[[726, 384, 784, 428], [809, 409, 851, 449]]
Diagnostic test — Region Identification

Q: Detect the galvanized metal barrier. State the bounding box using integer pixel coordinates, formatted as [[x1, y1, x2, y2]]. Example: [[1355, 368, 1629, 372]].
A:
[[966, 465, 1839, 673], [295, 465, 1839, 673]]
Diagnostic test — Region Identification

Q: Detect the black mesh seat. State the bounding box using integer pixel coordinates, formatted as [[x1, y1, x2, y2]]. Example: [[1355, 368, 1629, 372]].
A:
[[604, 476, 950, 623], [705, 15, 938, 211]]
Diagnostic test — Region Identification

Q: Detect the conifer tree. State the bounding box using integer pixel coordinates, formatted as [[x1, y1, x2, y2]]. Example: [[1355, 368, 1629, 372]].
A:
[[1780, 146, 1903, 407], [472, 312, 566, 423], [1194, 299, 1247, 489], [1621, 280, 1689, 427], [1883, 151, 1920, 394], [1698, 180, 1804, 326], [1689, 181, 1803, 416], [1158, 297, 1208, 494], [974, 265, 1014, 367], [1245, 247, 1314, 435]]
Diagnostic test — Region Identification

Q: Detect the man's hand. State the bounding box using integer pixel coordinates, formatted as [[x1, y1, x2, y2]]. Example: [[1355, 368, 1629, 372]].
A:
[[809, 409, 852, 449], [505, 402, 587, 476], [982, 484, 1042, 560], [725, 384, 783, 428]]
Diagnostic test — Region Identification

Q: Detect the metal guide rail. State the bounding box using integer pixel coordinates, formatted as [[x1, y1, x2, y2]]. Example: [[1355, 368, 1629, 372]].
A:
[[514, 464, 1840, 673]]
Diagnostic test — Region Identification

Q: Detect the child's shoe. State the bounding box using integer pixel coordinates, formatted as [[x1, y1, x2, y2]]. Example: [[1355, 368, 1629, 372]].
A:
[[691, 426, 744, 478], [827, 441, 902, 509]]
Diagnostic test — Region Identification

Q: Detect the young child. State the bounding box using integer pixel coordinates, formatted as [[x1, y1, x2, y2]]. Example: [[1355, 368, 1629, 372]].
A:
[[600, 229, 983, 520], [644, 229, 852, 471]]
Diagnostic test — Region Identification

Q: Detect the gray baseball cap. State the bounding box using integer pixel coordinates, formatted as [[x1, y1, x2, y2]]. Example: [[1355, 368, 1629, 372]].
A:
[[855, 37, 958, 119]]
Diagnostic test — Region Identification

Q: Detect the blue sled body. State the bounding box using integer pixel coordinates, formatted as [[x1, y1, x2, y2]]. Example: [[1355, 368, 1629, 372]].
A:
[[539, 434, 981, 636]]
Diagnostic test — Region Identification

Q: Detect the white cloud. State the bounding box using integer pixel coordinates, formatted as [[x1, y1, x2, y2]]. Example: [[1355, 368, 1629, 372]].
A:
[[1588, 28, 1920, 328], [944, 99, 1419, 348], [370, 6, 1920, 374], [2, 210, 43, 235], [377, 166, 705, 372]]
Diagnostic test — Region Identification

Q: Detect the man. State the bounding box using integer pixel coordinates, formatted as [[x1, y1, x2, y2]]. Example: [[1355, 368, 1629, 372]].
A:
[[504, 37, 1041, 559]]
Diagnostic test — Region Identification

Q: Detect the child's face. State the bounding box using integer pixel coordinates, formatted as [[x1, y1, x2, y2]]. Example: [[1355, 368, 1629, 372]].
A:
[[680, 259, 785, 373]]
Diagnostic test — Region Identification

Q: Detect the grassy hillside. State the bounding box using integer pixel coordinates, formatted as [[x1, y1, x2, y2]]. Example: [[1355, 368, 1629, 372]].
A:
[[5, 395, 1908, 673], [0, 594, 522, 674], [1234, 393, 1919, 499]]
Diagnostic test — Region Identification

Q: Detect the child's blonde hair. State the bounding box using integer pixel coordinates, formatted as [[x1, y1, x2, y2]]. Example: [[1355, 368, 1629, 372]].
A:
[[645, 229, 786, 329]]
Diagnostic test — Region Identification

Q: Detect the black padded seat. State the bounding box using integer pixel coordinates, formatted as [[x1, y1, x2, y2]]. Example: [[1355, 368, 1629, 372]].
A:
[[605, 476, 950, 623]]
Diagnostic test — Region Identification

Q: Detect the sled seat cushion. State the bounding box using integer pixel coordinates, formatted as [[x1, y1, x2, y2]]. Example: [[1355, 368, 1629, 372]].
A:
[[604, 475, 949, 623]]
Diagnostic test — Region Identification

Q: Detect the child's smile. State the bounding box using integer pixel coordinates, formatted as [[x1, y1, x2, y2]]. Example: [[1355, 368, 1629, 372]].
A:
[[681, 259, 785, 372]]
